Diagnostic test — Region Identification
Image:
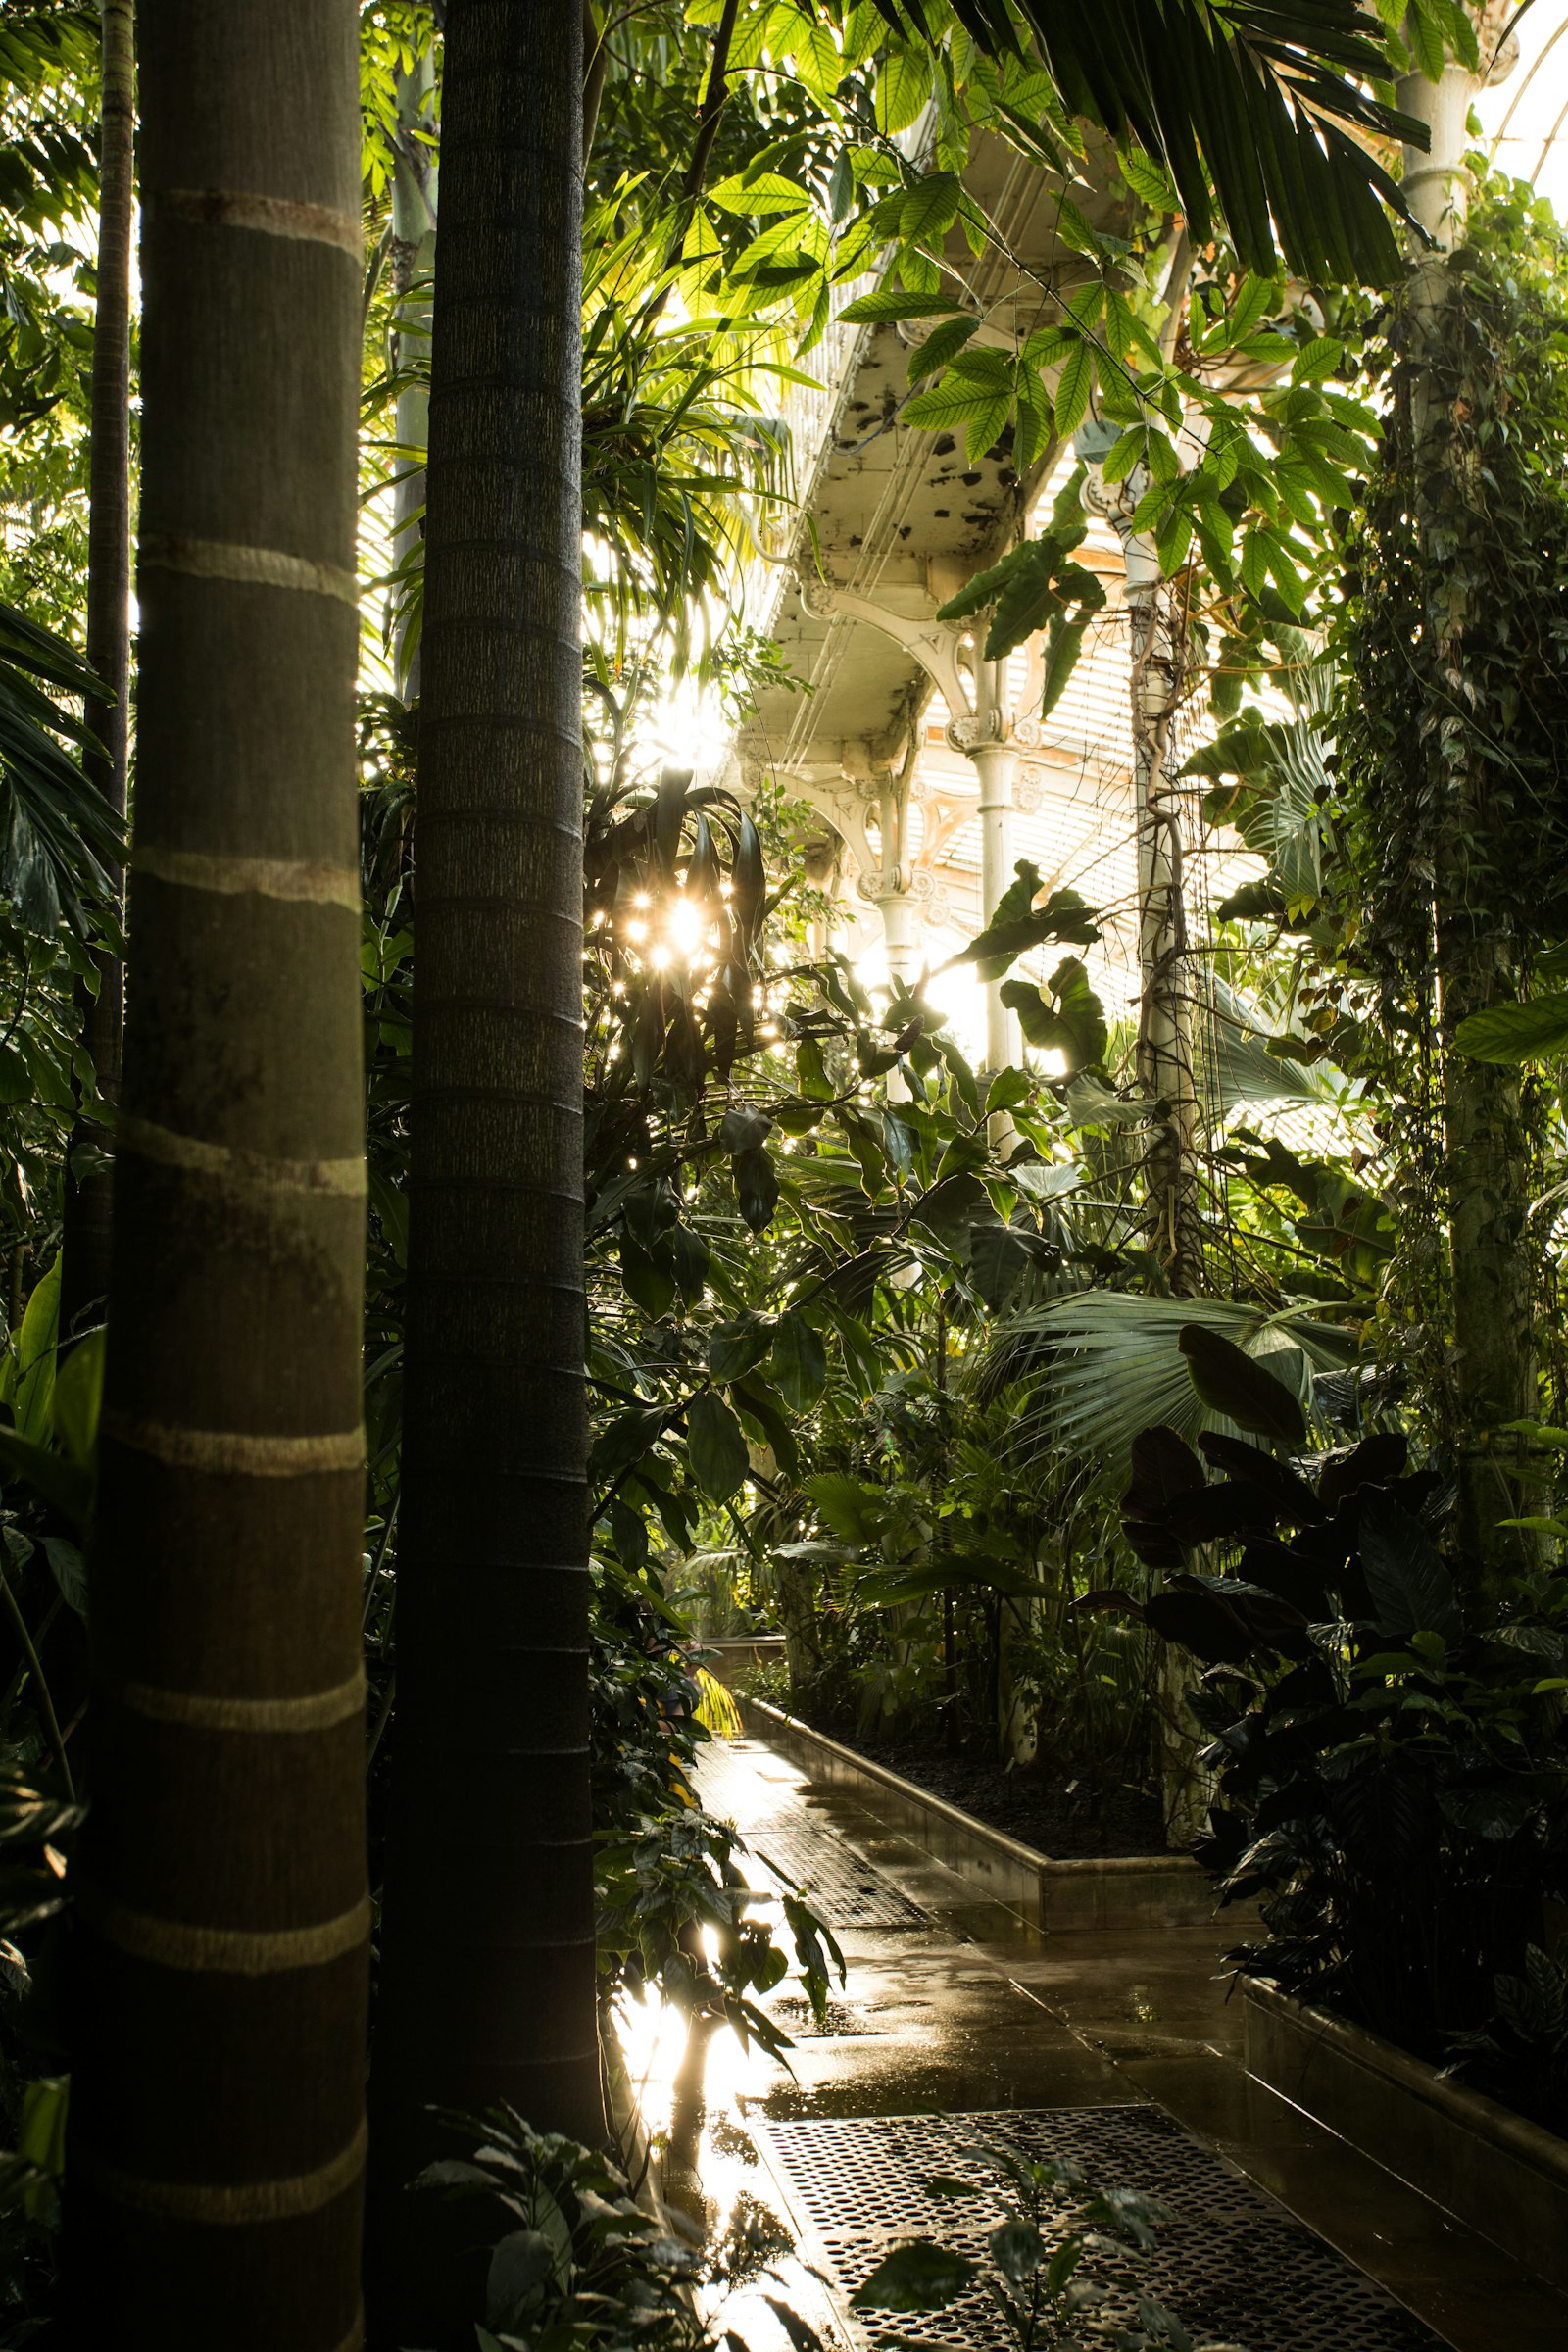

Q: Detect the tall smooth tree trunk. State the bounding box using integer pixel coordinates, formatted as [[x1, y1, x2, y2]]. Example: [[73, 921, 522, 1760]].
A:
[[66, 9, 368, 2347], [371, 0, 597, 2332], [388, 44, 437, 699], [1128, 564, 1202, 1298], [60, 0, 135, 1342], [1082, 453, 1202, 1296]]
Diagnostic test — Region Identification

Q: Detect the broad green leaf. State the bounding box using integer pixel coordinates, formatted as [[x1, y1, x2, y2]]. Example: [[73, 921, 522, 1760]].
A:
[[1054, 338, 1093, 436], [707, 172, 812, 217], [52, 1326, 104, 1470], [850, 2240, 975, 2313], [619, 1236, 675, 1319], [788, 20, 842, 102], [589, 1402, 667, 1483], [875, 45, 930, 136], [1178, 1324, 1306, 1445], [804, 1470, 879, 1544], [770, 1311, 827, 1412], [1222, 274, 1279, 348], [13, 1250, 59, 1445], [0, 1045, 30, 1106], [1453, 995, 1568, 1064], [1061, 282, 1105, 335], [964, 390, 1012, 463], [904, 373, 1009, 435], [0, 1429, 92, 1535], [1360, 1490, 1461, 1643], [907, 314, 981, 381], [709, 1316, 774, 1383], [687, 1392, 749, 1501], [900, 172, 961, 246], [1012, 364, 1052, 470], [840, 287, 965, 325], [1002, 956, 1107, 1071], [1119, 147, 1180, 210], [953, 887, 1102, 982], [733, 1144, 779, 1232], [1291, 333, 1343, 383]]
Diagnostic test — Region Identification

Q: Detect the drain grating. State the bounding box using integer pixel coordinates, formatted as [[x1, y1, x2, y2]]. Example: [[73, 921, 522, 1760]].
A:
[[747, 1817, 930, 1932], [691, 1740, 775, 1824], [752, 2105, 1441, 2352]]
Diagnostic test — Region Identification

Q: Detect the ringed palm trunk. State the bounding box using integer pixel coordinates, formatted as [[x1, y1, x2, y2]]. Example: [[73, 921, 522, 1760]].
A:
[[60, 0, 135, 1342], [370, 0, 598, 2328], [66, 7, 368, 2346]]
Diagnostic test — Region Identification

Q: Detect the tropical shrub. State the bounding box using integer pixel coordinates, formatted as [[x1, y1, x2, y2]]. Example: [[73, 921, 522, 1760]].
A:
[[412, 2104, 808, 2352], [850, 2134, 1227, 2352], [1102, 1415, 1568, 2076]]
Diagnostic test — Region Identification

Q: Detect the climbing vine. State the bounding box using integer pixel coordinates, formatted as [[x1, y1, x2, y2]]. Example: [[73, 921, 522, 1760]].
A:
[[1329, 171, 1568, 1563]]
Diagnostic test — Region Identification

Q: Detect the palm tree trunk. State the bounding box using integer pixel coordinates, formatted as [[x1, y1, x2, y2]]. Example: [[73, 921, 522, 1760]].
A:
[[370, 0, 598, 2324], [65, 8, 368, 2347], [59, 0, 135, 1343]]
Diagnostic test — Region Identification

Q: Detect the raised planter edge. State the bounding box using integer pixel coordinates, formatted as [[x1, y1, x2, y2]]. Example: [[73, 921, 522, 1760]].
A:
[[740, 1695, 1218, 1931], [1243, 1973, 1568, 2293]]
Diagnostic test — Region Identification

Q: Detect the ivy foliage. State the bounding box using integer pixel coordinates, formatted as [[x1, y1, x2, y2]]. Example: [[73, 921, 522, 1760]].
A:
[[1334, 179, 1568, 999]]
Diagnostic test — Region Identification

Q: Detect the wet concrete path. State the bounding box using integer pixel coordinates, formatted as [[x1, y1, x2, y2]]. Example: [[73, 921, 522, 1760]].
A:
[[655, 1732, 1568, 2352]]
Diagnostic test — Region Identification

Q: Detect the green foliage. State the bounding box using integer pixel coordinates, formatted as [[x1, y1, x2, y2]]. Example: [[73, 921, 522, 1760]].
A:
[[947, 862, 1101, 984], [1446, 1940, 1568, 2132], [1002, 957, 1108, 1076], [1335, 180, 1568, 989], [1109, 1425, 1568, 2072], [850, 2131, 1211, 2352], [1176, 1325, 1306, 1446], [936, 470, 1105, 685], [414, 2104, 810, 2351], [1453, 995, 1568, 1066], [975, 1294, 1354, 1479]]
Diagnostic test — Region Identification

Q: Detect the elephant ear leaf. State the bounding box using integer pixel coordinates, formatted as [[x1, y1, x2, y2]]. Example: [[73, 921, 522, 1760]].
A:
[[1124, 1423, 1204, 1518], [1358, 1490, 1461, 1643], [1177, 1324, 1306, 1446]]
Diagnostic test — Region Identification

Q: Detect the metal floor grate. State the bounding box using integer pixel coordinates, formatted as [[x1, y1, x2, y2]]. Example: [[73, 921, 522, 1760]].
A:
[[691, 1740, 774, 1823], [746, 1816, 930, 1931], [753, 2105, 1441, 2352]]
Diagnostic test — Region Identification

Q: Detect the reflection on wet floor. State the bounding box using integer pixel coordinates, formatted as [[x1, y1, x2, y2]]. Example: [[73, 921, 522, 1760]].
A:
[[614, 1733, 1568, 2352]]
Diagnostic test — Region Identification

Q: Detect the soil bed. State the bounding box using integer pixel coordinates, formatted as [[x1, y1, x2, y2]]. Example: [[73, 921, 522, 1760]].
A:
[[796, 1718, 1167, 1858]]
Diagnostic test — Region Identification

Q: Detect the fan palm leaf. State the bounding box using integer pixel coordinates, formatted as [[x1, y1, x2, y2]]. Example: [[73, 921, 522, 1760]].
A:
[[972, 1287, 1355, 1476]]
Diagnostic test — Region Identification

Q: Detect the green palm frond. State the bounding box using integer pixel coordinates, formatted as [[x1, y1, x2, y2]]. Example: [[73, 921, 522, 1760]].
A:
[[1021, 1, 1419, 282], [889, 0, 1418, 283], [1204, 974, 1345, 1114], [0, 600, 122, 937], [970, 1288, 1355, 1476]]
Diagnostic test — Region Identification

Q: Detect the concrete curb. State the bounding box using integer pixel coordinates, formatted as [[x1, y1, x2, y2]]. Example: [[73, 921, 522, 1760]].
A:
[[741, 1695, 1221, 1931], [1243, 1974, 1568, 2292]]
